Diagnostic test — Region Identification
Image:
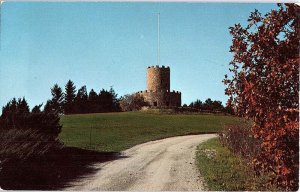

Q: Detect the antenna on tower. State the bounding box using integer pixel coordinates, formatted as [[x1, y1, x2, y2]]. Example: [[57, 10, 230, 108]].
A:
[[157, 13, 160, 66]]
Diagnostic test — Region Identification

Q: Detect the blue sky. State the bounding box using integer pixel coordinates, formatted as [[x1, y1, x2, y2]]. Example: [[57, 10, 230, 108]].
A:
[[0, 2, 277, 109]]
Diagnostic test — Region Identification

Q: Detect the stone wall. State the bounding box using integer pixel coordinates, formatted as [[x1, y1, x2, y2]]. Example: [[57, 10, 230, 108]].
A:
[[137, 90, 181, 107], [147, 65, 170, 92]]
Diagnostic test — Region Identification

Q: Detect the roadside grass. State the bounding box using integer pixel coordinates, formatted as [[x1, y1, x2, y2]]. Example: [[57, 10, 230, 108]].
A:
[[60, 111, 241, 152], [196, 138, 276, 191]]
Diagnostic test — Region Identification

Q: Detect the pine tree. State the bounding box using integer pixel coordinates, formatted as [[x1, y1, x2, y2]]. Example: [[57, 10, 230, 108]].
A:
[[50, 84, 64, 114], [88, 89, 98, 113], [74, 85, 88, 114], [17, 97, 30, 115], [0, 97, 62, 137], [43, 100, 53, 113], [203, 98, 213, 111], [189, 102, 194, 108], [64, 80, 76, 114], [211, 100, 224, 112], [193, 99, 202, 110], [98, 89, 113, 112], [109, 86, 120, 111], [0, 98, 17, 129], [32, 104, 43, 113]]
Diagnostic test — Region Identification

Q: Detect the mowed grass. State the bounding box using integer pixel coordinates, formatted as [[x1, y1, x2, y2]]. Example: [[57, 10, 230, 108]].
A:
[[60, 111, 241, 152]]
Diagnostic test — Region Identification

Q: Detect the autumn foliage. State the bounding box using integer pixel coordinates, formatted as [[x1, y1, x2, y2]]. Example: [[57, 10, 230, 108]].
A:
[[223, 4, 299, 190]]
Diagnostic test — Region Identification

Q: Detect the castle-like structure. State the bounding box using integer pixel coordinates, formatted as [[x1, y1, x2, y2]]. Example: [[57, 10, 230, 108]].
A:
[[137, 65, 181, 107]]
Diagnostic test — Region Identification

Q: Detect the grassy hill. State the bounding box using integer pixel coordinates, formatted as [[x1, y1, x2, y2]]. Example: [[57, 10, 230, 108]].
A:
[[60, 111, 242, 152]]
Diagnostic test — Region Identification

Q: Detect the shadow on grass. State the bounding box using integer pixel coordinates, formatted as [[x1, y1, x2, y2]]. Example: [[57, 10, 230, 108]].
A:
[[0, 147, 125, 190]]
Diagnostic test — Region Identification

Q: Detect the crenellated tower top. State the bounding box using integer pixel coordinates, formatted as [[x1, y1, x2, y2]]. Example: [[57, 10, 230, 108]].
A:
[[147, 65, 170, 92]]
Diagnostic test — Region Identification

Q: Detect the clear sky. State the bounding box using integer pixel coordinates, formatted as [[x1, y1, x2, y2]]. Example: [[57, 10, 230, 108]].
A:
[[0, 2, 277, 109]]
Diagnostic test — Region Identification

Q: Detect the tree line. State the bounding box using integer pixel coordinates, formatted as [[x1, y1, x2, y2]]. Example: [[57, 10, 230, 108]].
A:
[[0, 80, 120, 189], [183, 98, 233, 114], [40, 80, 232, 114], [44, 80, 120, 114]]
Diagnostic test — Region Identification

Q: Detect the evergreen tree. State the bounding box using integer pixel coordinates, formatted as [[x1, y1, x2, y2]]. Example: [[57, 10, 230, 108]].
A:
[[203, 98, 213, 111], [43, 100, 53, 113], [74, 85, 88, 114], [0, 98, 17, 129], [88, 89, 98, 113], [16, 97, 30, 115], [189, 102, 194, 108], [193, 99, 202, 110], [211, 100, 224, 112], [109, 87, 120, 112], [32, 104, 43, 113], [98, 89, 113, 112], [189, 98, 225, 112], [50, 84, 64, 114], [9, 98, 17, 114], [15, 98, 30, 126], [64, 80, 76, 114], [0, 97, 62, 137]]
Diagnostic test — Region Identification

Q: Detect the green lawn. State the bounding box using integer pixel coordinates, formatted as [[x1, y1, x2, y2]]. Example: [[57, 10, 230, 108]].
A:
[[196, 138, 275, 191], [60, 111, 241, 152]]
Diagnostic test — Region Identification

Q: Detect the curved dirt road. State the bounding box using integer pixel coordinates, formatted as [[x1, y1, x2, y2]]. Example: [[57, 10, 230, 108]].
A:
[[66, 134, 217, 191]]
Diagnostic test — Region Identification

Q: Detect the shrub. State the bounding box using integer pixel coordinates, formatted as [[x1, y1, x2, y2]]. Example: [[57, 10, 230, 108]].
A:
[[119, 94, 149, 111], [0, 128, 63, 189], [223, 4, 299, 190], [219, 124, 261, 162], [0, 128, 63, 162], [0, 98, 63, 189], [0, 98, 62, 138]]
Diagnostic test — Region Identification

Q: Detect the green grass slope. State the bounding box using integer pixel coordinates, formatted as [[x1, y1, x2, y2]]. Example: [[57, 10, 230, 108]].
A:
[[60, 111, 241, 152]]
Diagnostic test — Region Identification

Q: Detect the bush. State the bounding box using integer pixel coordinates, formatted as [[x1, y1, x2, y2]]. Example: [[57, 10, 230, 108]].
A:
[[223, 4, 299, 190], [0, 128, 63, 189], [0, 129, 63, 162], [119, 94, 149, 111], [0, 129, 63, 186], [0, 98, 63, 189], [219, 123, 261, 162], [218, 124, 282, 190], [0, 98, 62, 138]]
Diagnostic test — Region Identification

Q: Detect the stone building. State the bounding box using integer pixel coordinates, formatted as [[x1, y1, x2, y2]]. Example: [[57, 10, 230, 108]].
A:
[[137, 65, 181, 107]]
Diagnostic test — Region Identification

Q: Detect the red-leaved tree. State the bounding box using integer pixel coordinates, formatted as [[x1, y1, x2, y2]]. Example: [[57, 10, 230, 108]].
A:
[[223, 3, 299, 190]]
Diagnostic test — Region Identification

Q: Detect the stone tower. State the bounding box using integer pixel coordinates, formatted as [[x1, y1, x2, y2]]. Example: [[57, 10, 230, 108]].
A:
[[137, 65, 181, 107], [147, 65, 170, 92]]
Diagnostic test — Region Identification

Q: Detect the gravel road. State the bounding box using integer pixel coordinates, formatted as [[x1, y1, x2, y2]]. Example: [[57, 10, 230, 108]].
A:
[[66, 134, 217, 191]]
